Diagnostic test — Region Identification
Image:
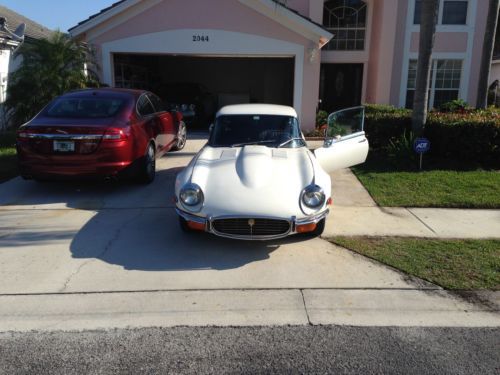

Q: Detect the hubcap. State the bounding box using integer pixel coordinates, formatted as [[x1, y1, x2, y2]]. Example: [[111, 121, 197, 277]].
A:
[[177, 124, 187, 148]]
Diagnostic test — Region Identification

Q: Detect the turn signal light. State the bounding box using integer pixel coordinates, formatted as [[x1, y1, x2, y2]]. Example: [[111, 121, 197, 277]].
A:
[[296, 223, 317, 233], [187, 221, 206, 231], [327, 197, 333, 206]]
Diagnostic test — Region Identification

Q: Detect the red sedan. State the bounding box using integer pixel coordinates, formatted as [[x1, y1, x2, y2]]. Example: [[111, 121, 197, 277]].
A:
[[16, 88, 187, 183]]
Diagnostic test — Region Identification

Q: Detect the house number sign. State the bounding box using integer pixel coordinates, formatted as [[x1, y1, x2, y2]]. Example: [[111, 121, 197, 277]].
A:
[[192, 35, 210, 42]]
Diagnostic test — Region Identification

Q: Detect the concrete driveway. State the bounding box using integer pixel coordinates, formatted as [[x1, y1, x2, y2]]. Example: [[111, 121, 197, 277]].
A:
[[0, 135, 498, 331]]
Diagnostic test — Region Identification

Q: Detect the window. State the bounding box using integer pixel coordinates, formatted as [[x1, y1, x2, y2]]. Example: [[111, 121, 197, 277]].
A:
[[413, 0, 468, 25], [137, 95, 155, 116], [147, 94, 165, 113], [414, 0, 422, 24], [323, 0, 367, 51], [405, 59, 462, 109], [442, 1, 468, 24], [45, 98, 125, 118], [208, 115, 304, 148]]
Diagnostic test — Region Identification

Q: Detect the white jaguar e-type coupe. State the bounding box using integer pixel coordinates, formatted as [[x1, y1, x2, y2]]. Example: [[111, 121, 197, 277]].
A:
[[175, 104, 368, 240]]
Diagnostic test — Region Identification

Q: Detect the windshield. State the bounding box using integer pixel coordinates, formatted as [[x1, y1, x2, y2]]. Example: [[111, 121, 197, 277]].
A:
[[208, 115, 305, 148], [44, 97, 126, 118]]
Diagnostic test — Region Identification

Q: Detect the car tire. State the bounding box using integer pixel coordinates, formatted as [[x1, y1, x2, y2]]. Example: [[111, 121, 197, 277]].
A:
[[312, 218, 326, 237], [138, 144, 156, 184], [301, 218, 326, 238], [171, 121, 187, 152], [179, 216, 192, 232]]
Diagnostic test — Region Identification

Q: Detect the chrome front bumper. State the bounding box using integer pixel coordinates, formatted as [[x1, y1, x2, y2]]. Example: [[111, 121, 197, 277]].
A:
[[175, 208, 329, 240]]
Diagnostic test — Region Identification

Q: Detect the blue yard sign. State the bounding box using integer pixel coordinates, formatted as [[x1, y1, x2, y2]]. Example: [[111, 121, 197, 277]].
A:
[[414, 137, 430, 170], [414, 138, 430, 154]]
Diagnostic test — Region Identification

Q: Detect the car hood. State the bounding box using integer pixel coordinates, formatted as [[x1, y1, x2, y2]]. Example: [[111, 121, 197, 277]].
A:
[[176, 145, 324, 219]]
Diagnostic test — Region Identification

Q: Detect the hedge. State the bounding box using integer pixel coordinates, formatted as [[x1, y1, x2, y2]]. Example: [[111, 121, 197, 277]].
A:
[[364, 104, 500, 167]]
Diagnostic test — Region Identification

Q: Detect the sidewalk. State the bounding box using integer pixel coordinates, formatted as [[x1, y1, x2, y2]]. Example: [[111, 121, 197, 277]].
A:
[[324, 168, 500, 239]]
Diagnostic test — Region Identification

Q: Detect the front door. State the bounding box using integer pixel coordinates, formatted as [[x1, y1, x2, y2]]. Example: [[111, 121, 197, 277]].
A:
[[319, 64, 363, 113]]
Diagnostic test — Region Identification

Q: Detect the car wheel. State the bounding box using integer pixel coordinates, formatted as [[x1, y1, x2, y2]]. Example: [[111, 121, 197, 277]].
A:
[[179, 216, 192, 232], [312, 218, 326, 237], [138, 144, 156, 184], [171, 121, 187, 151], [301, 218, 326, 238]]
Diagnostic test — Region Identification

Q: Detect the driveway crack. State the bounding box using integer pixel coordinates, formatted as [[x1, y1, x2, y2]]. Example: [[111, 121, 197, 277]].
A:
[[58, 209, 144, 293]]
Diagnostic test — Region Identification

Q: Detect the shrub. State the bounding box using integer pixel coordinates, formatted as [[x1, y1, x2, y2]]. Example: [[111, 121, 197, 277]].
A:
[[364, 104, 412, 149], [426, 108, 500, 166], [316, 110, 328, 127], [363, 104, 500, 167], [439, 99, 470, 113]]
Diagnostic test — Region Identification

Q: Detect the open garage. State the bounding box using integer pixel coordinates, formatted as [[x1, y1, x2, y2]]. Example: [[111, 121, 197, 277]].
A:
[[69, 0, 332, 130], [113, 54, 295, 128]]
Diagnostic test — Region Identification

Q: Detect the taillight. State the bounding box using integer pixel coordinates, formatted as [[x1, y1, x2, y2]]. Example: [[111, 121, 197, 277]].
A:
[[103, 127, 129, 141], [17, 129, 37, 139]]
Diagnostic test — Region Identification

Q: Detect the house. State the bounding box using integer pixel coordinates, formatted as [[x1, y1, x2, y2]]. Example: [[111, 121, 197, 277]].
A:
[[0, 5, 54, 105], [69, 0, 493, 130]]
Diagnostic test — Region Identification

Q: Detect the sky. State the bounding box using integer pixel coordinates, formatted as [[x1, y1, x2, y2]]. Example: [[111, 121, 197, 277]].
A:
[[1, 0, 116, 32]]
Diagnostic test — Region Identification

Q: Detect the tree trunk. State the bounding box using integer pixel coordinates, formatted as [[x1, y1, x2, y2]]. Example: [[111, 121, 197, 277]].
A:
[[412, 0, 439, 136], [476, 0, 500, 109]]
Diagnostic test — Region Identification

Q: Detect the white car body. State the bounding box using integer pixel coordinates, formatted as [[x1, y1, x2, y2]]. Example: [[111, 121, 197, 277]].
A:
[[175, 104, 369, 240]]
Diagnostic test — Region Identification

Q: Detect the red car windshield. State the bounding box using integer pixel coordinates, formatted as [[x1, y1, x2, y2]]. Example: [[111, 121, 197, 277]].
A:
[[44, 97, 126, 118]]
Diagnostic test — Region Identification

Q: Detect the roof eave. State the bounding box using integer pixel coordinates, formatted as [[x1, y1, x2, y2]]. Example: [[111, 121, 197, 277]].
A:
[[69, 0, 138, 37], [69, 0, 333, 47], [238, 0, 333, 48]]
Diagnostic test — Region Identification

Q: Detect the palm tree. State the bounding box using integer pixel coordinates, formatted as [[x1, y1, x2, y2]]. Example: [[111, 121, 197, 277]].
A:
[[412, 0, 439, 136], [476, 0, 499, 109], [5, 31, 100, 127]]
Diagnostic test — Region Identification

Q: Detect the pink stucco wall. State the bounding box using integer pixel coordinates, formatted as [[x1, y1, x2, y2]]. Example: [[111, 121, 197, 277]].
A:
[[410, 32, 468, 53], [366, 0, 400, 104], [468, 0, 489, 106], [84, 0, 321, 130], [389, 0, 409, 105], [286, 0, 310, 17], [91, 0, 308, 47]]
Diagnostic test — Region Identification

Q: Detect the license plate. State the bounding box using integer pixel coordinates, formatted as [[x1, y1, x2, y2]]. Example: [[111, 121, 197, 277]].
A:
[[53, 141, 75, 152]]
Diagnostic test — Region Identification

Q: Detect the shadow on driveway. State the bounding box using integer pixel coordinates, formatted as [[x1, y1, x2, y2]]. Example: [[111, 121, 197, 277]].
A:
[[1, 167, 309, 271]]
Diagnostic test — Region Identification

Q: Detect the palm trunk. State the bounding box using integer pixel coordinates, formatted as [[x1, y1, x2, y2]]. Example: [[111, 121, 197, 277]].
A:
[[412, 0, 439, 136], [476, 0, 499, 109]]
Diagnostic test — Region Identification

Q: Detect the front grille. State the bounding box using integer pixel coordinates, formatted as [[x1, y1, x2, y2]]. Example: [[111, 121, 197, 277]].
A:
[[212, 218, 290, 237]]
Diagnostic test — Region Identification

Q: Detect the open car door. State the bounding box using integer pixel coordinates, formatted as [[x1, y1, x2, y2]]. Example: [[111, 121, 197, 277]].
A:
[[314, 106, 369, 173]]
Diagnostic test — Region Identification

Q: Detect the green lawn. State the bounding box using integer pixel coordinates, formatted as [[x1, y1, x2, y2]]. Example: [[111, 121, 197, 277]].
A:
[[352, 157, 500, 208], [329, 236, 500, 290], [0, 130, 18, 182]]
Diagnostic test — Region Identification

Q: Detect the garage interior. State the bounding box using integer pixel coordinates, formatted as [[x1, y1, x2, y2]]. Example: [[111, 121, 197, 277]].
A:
[[113, 54, 295, 128]]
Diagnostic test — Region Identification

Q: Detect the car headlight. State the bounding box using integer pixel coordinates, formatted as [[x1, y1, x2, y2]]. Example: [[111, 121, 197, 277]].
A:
[[179, 183, 204, 208], [301, 185, 325, 209]]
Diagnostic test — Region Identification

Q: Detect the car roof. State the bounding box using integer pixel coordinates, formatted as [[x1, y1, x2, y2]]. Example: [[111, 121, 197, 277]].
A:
[[217, 104, 298, 118], [63, 88, 146, 99]]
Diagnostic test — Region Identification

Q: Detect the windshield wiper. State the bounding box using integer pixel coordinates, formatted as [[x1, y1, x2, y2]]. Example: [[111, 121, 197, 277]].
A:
[[278, 137, 305, 148], [231, 140, 277, 147]]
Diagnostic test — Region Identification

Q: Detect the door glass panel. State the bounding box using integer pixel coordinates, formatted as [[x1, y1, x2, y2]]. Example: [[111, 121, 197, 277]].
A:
[[326, 106, 365, 139], [137, 95, 155, 116]]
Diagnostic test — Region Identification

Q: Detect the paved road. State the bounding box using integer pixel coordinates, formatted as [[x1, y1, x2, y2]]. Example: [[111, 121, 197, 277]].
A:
[[1, 326, 498, 374]]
